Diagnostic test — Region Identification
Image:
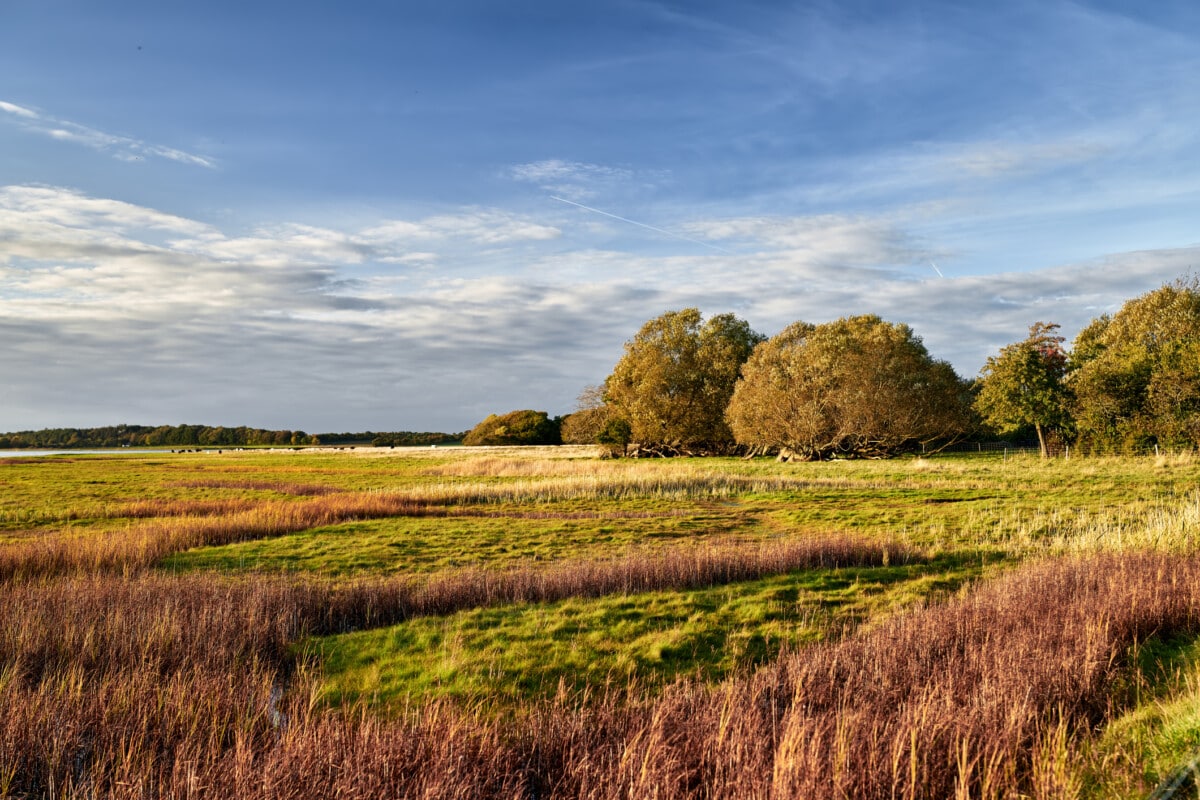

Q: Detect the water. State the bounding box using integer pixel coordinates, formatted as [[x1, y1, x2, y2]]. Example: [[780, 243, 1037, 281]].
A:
[[0, 449, 166, 458]]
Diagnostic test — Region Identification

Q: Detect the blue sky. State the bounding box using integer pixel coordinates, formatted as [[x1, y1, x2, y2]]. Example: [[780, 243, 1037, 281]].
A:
[[2, 0, 1199, 433]]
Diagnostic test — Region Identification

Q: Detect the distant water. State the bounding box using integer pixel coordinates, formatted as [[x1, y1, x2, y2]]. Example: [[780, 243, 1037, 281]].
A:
[[0, 449, 164, 458]]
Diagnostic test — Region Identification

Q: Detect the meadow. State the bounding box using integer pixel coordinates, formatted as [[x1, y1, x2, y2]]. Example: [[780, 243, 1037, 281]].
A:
[[2, 445, 1200, 797]]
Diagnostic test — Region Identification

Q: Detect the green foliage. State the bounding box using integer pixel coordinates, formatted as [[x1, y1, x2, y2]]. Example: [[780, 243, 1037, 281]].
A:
[[1071, 279, 1200, 453], [726, 315, 972, 460], [604, 308, 764, 454], [0, 423, 324, 448], [974, 322, 1071, 457], [595, 417, 633, 452], [367, 431, 464, 447], [462, 409, 562, 446]]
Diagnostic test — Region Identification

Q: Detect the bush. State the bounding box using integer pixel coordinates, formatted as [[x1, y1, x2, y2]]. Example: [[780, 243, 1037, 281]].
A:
[[462, 410, 562, 446]]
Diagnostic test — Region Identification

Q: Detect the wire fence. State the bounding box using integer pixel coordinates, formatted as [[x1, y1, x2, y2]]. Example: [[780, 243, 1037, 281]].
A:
[[932, 440, 1197, 459]]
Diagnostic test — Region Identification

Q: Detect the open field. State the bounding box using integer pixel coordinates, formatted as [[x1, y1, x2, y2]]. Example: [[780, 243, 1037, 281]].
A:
[[2, 446, 1200, 797]]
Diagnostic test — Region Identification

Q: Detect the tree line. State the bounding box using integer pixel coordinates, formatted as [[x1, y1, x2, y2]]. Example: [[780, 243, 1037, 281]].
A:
[[538, 277, 1200, 459], [0, 425, 465, 450], [976, 277, 1200, 457]]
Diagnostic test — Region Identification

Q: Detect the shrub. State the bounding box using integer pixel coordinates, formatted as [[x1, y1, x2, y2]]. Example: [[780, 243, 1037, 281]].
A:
[[462, 410, 562, 446]]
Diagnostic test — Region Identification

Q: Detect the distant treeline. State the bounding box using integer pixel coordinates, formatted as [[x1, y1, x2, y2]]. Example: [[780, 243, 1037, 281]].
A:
[[332, 431, 466, 447], [0, 425, 463, 449]]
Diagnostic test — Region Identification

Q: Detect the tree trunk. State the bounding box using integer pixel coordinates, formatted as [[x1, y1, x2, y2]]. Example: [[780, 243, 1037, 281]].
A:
[[1035, 422, 1048, 458]]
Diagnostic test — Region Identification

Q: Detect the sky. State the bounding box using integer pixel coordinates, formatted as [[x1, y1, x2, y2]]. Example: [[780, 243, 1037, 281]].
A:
[[2, 0, 1199, 433]]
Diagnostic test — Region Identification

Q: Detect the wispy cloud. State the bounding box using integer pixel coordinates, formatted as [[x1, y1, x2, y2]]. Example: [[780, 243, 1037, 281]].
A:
[[0, 100, 38, 118], [360, 209, 561, 248], [509, 159, 637, 200], [0, 99, 216, 168]]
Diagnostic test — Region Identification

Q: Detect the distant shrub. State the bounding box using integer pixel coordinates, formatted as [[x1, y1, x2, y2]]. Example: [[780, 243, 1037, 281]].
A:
[[462, 410, 562, 447]]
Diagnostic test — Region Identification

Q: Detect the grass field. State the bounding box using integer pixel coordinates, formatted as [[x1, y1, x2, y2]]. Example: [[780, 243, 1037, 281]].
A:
[[2, 445, 1200, 797]]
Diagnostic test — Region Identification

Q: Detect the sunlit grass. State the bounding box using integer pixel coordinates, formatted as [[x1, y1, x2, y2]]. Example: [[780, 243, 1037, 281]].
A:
[[310, 557, 978, 708]]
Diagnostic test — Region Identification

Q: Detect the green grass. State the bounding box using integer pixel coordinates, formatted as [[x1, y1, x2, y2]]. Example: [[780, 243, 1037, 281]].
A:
[[307, 551, 1003, 705], [308, 551, 1001, 709], [1078, 635, 1200, 797], [162, 504, 761, 575]]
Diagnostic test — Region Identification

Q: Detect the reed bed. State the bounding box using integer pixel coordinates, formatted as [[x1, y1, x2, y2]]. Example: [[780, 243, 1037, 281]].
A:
[[0, 536, 907, 677], [4, 551, 1198, 797], [173, 479, 343, 495], [404, 535, 910, 617]]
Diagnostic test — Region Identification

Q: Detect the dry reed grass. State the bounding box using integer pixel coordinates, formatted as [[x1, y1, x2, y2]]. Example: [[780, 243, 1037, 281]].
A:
[[4, 551, 1197, 797]]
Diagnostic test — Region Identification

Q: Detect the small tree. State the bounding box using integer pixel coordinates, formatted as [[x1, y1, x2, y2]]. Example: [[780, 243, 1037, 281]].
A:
[[727, 315, 971, 460], [604, 308, 763, 455], [559, 385, 620, 445], [973, 322, 1070, 458]]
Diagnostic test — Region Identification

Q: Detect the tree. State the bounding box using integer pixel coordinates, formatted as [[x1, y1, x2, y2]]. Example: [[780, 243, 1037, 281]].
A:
[[1070, 278, 1200, 453], [727, 315, 971, 460], [974, 322, 1071, 458], [604, 309, 763, 455], [559, 385, 620, 445], [462, 409, 562, 446]]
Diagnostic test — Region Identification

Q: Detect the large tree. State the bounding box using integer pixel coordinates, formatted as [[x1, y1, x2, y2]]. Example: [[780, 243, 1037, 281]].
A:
[[604, 308, 763, 455], [726, 315, 971, 460], [973, 322, 1071, 458], [1070, 279, 1200, 453]]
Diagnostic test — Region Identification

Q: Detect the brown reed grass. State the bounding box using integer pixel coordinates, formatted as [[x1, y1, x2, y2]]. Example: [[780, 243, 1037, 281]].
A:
[[172, 478, 343, 496], [4, 549, 1200, 797]]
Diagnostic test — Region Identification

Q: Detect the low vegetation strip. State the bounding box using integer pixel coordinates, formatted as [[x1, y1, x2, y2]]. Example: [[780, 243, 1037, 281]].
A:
[[4, 551, 1197, 797], [0, 536, 909, 682], [404, 535, 911, 617]]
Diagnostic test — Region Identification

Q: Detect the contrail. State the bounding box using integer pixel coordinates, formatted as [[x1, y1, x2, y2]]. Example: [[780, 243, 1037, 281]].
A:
[[929, 260, 945, 278], [550, 195, 733, 254]]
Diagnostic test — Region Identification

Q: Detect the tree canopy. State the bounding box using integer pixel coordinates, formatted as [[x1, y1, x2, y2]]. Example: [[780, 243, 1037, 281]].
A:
[[973, 322, 1071, 458], [726, 315, 971, 460], [462, 409, 562, 447], [1069, 279, 1200, 453], [604, 308, 763, 455]]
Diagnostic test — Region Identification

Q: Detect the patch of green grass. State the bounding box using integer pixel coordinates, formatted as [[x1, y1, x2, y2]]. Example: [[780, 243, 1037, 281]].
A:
[[1080, 634, 1200, 798], [309, 558, 994, 709], [161, 504, 762, 575]]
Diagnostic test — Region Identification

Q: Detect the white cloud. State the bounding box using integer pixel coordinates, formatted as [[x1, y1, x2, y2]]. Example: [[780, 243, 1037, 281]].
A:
[[360, 209, 560, 248], [682, 213, 922, 265], [0, 185, 217, 237], [929, 138, 1113, 179], [0, 98, 215, 169], [508, 158, 637, 200], [1, 183, 1194, 432], [0, 100, 38, 118]]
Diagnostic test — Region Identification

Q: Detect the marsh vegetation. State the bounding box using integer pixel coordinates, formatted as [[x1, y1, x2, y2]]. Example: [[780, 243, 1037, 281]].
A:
[[2, 446, 1200, 797]]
